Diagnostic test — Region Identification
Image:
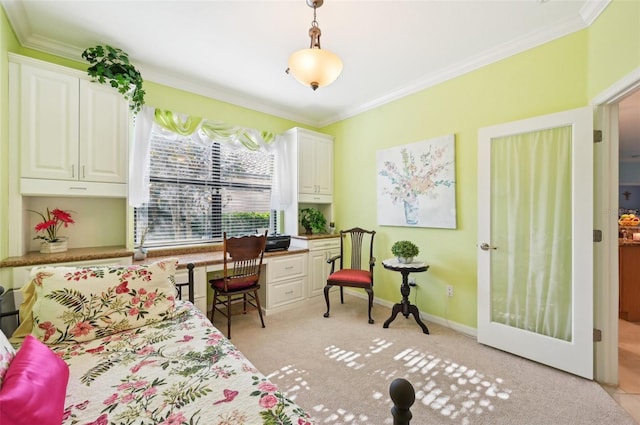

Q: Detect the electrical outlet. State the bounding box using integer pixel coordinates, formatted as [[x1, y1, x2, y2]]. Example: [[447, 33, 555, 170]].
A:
[[446, 285, 454, 297], [408, 277, 417, 287]]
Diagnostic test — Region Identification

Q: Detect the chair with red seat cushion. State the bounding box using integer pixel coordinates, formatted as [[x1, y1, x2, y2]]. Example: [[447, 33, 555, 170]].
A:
[[209, 231, 267, 339], [324, 227, 376, 324]]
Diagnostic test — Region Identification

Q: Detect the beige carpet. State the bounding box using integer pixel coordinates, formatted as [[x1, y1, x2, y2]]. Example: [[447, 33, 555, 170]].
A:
[[215, 293, 636, 425]]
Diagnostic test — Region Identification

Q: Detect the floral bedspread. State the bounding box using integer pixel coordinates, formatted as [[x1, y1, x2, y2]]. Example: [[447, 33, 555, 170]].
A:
[[54, 302, 313, 425]]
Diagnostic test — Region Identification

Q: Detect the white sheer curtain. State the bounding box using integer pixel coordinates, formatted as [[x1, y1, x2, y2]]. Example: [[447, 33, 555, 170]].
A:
[[490, 126, 573, 341], [129, 106, 154, 207], [128, 108, 292, 209], [271, 135, 291, 210]]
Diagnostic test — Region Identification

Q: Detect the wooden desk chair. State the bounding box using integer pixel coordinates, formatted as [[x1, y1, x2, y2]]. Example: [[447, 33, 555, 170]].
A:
[[209, 231, 267, 339], [324, 227, 376, 324]]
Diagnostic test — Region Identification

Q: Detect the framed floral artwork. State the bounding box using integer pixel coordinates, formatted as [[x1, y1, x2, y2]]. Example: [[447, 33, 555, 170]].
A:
[[376, 134, 456, 228]]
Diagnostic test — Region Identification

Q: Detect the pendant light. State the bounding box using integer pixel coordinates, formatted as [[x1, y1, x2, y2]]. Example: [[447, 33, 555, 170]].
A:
[[286, 0, 343, 91]]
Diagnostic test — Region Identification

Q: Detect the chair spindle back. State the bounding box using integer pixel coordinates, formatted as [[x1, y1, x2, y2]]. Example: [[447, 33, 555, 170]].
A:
[[223, 232, 267, 290], [340, 227, 376, 272]]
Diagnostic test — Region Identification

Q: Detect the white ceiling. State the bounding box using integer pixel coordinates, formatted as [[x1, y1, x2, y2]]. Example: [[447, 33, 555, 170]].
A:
[[4, 0, 638, 156], [3, 0, 613, 128]]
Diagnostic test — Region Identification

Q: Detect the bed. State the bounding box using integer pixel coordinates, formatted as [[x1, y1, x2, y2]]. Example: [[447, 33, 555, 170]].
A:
[[0, 258, 314, 425]]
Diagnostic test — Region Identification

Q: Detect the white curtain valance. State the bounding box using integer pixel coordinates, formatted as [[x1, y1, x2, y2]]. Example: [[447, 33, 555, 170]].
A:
[[129, 107, 291, 208]]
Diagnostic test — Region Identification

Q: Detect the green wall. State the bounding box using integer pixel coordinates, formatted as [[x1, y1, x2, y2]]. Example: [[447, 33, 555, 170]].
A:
[[1, 1, 638, 329], [0, 7, 20, 263], [324, 31, 589, 328], [323, 0, 639, 329], [587, 0, 640, 99]]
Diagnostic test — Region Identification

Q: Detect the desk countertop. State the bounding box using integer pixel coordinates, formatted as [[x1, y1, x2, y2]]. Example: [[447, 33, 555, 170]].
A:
[[134, 246, 308, 269], [291, 233, 340, 240], [0, 245, 308, 269], [0, 246, 134, 268]]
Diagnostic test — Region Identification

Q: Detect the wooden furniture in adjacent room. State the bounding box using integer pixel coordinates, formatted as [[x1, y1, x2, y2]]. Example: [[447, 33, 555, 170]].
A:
[[324, 227, 376, 324], [209, 231, 267, 339], [382, 258, 430, 334], [619, 243, 640, 322]]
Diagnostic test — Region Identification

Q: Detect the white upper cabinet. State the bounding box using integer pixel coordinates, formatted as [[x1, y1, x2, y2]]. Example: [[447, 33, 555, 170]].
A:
[[19, 64, 80, 181], [287, 127, 334, 204], [11, 55, 129, 197], [282, 127, 335, 236], [78, 80, 128, 184]]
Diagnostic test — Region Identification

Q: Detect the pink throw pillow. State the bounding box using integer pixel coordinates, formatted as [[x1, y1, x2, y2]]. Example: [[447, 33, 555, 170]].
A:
[[0, 334, 69, 425]]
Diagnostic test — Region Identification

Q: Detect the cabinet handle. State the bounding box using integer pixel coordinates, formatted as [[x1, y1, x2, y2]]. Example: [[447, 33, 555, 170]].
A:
[[68, 187, 88, 191], [82, 165, 85, 179], [285, 266, 294, 270], [71, 164, 75, 178], [285, 291, 294, 295]]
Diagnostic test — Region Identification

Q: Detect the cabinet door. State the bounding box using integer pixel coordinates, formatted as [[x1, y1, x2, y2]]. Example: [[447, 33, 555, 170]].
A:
[[309, 249, 328, 297], [79, 80, 129, 183], [308, 245, 341, 297], [20, 64, 79, 180], [325, 246, 341, 279], [298, 132, 317, 194], [315, 137, 333, 195]]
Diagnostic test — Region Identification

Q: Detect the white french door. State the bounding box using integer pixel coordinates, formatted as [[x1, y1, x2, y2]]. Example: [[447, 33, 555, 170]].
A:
[[477, 107, 594, 379]]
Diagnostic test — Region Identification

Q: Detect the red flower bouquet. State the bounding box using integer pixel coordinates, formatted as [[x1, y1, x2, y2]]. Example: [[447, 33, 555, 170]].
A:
[[29, 208, 75, 242]]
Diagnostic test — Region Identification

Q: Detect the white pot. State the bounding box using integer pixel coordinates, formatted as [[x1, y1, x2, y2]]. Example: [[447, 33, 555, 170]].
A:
[[133, 247, 148, 260], [40, 238, 68, 254], [397, 256, 413, 264]]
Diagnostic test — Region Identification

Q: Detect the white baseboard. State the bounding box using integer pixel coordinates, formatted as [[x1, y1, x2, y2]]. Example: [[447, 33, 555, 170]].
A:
[[344, 289, 478, 338]]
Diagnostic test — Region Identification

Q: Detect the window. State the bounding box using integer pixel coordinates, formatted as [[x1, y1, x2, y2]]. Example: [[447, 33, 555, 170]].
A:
[[134, 126, 275, 247]]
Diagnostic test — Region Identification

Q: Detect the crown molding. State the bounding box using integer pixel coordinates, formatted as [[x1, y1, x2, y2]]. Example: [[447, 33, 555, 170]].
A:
[[2, 0, 613, 129], [138, 66, 319, 127], [580, 0, 611, 26], [324, 13, 590, 126], [0, 1, 318, 126], [591, 67, 640, 106], [1, 0, 30, 43]]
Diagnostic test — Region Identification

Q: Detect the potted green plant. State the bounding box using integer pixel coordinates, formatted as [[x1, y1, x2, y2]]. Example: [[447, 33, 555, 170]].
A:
[[82, 45, 145, 113], [299, 208, 327, 235], [391, 240, 419, 263]]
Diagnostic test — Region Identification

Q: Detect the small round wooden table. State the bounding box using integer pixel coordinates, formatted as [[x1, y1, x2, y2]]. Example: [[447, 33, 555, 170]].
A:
[[382, 258, 430, 334]]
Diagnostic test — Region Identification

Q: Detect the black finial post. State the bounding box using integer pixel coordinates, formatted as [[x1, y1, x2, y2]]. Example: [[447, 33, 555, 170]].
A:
[[389, 378, 415, 425]]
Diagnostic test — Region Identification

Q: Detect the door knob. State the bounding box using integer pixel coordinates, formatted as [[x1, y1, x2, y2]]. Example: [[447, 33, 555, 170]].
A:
[[480, 243, 497, 251]]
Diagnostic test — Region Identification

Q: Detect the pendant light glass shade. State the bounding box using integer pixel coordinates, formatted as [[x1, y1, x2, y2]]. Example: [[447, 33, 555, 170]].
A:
[[288, 48, 343, 91], [287, 0, 342, 90]]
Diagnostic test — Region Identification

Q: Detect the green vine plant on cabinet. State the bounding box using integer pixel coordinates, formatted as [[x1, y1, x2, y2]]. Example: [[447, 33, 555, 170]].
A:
[[82, 45, 146, 113]]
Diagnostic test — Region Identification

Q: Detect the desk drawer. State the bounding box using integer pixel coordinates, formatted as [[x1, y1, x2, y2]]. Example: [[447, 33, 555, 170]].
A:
[[269, 278, 304, 308], [307, 238, 340, 251], [268, 254, 305, 282]]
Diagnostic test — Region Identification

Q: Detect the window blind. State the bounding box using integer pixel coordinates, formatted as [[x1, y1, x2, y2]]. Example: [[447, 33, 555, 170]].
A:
[[135, 126, 274, 247]]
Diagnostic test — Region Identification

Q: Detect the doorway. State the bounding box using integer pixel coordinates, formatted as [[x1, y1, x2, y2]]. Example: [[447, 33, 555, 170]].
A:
[[592, 70, 640, 386], [616, 89, 640, 393]]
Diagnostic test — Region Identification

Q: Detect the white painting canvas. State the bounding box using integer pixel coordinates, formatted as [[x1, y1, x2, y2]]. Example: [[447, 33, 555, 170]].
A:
[[377, 134, 456, 228]]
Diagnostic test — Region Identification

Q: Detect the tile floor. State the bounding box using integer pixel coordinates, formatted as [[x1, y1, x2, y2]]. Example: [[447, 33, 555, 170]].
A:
[[601, 319, 640, 424]]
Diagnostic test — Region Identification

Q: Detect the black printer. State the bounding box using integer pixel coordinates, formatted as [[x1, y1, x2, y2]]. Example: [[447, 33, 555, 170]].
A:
[[265, 234, 291, 252]]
